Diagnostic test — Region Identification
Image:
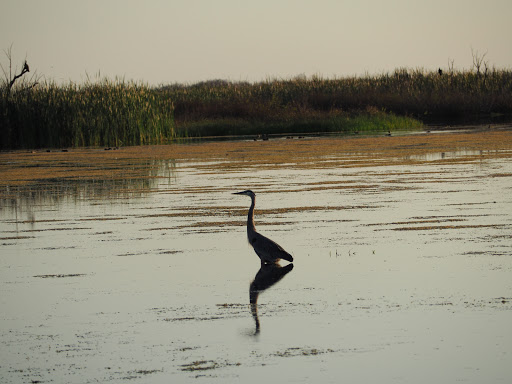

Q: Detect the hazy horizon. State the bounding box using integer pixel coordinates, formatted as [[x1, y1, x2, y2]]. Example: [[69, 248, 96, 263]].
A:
[[1, 0, 511, 85]]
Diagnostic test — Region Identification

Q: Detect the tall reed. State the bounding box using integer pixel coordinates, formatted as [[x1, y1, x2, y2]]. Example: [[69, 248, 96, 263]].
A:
[[161, 68, 512, 124], [2, 67, 511, 149], [1, 78, 174, 149]]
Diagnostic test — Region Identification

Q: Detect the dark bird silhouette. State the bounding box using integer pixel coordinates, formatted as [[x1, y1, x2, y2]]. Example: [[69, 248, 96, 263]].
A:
[[233, 190, 294, 264], [250, 262, 294, 334]]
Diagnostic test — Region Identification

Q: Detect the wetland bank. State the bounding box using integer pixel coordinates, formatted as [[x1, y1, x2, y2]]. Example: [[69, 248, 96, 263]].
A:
[[1, 129, 512, 383]]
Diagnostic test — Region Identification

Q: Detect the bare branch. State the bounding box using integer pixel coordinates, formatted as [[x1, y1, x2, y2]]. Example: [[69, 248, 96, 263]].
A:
[[447, 58, 455, 75], [2, 44, 41, 98], [471, 47, 488, 75], [9, 60, 30, 90]]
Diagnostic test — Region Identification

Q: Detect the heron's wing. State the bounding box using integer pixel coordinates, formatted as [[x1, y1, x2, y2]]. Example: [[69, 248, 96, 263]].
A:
[[251, 232, 294, 262]]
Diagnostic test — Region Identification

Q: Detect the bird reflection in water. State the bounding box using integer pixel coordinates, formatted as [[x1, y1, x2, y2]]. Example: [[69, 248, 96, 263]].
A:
[[250, 262, 294, 335]]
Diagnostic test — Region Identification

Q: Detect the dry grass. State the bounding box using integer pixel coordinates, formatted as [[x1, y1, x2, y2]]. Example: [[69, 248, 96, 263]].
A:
[[4, 67, 512, 149]]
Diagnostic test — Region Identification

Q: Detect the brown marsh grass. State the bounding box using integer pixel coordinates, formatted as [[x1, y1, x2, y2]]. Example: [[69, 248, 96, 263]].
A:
[[4, 66, 512, 149], [1, 129, 511, 200]]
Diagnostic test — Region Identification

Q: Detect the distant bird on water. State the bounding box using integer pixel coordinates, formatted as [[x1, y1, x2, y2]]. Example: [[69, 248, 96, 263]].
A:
[[233, 190, 294, 264]]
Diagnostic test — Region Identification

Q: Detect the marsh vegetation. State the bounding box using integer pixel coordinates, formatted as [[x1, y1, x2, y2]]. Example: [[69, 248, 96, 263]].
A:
[[163, 67, 512, 134], [2, 50, 512, 149], [0, 79, 175, 149]]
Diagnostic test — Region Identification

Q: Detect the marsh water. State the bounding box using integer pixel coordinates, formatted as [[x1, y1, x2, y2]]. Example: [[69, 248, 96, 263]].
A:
[[1, 130, 512, 383]]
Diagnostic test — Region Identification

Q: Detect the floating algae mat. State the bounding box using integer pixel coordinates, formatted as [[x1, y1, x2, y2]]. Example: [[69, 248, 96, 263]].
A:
[[1, 129, 512, 383]]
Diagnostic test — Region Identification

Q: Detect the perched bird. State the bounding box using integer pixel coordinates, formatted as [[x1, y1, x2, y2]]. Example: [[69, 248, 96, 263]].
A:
[[233, 190, 294, 264]]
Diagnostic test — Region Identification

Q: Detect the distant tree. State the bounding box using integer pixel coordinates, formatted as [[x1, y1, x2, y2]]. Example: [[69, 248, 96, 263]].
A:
[[447, 58, 455, 75], [471, 47, 488, 76]]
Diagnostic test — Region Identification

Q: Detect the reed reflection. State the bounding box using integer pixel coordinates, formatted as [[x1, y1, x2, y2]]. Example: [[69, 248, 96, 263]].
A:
[[249, 262, 294, 335], [0, 158, 176, 219]]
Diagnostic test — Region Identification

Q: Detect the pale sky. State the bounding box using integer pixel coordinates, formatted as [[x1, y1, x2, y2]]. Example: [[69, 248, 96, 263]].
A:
[[1, 0, 511, 85]]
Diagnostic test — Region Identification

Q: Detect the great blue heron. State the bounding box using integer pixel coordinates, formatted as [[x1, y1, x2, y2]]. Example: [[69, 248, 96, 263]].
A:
[[233, 190, 294, 264]]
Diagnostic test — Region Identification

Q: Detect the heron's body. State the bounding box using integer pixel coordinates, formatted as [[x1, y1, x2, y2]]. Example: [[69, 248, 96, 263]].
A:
[[234, 190, 293, 264]]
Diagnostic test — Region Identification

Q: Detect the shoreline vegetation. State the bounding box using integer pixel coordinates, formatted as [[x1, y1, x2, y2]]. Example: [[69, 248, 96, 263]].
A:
[[2, 67, 512, 149]]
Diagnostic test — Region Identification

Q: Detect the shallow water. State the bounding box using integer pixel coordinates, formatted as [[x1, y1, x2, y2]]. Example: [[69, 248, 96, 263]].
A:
[[1, 131, 512, 383]]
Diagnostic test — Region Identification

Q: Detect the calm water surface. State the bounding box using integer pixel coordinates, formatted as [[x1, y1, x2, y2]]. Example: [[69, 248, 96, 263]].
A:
[[1, 133, 511, 383]]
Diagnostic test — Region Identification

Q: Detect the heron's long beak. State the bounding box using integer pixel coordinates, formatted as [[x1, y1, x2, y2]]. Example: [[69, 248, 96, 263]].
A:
[[233, 191, 245, 195]]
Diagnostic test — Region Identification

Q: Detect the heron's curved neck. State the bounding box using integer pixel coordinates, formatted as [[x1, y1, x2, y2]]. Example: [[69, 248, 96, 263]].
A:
[[247, 195, 256, 233]]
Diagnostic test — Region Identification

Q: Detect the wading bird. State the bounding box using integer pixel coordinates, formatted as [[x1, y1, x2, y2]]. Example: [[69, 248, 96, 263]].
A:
[[233, 190, 294, 264]]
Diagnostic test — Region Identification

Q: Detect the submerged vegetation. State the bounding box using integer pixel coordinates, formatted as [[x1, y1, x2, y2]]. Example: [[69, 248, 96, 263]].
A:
[[2, 56, 512, 149]]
